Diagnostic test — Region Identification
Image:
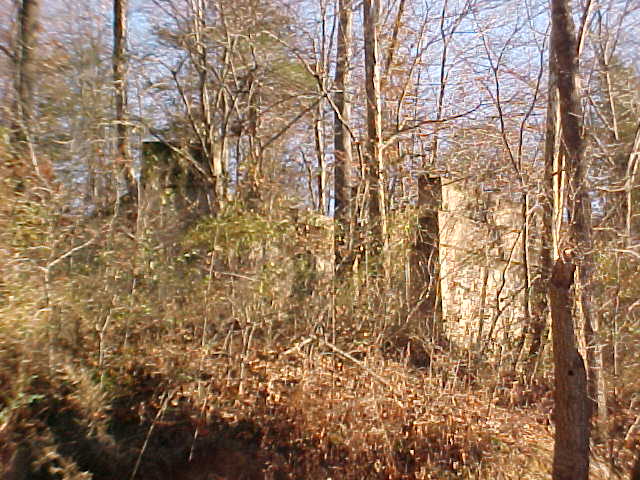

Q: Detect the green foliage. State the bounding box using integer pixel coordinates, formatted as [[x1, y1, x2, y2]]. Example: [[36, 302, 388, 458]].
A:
[[183, 207, 295, 254], [5, 201, 52, 249], [270, 58, 316, 90]]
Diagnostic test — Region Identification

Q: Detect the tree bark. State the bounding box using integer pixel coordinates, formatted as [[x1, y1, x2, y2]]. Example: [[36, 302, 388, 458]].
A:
[[363, 0, 388, 272], [190, 0, 224, 213], [14, 0, 40, 141], [382, 0, 406, 88], [314, 85, 326, 214], [551, 0, 605, 424], [514, 193, 533, 372], [550, 252, 590, 480], [113, 0, 136, 199], [334, 0, 353, 276], [527, 37, 559, 376]]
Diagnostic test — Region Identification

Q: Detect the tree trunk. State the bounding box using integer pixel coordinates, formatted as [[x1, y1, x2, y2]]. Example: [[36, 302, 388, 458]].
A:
[[243, 71, 261, 210], [382, 0, 406, 88], [334, 0, 353, 276], [550, 253, 590, 480], [363, 0, 387, 272], [113, 0, 136, 199], [314, 86, 326, 214], [14, 0, 40, 142], [527, 47, 558, 376], [551, 0, 605, 425], [514, 193, 532, 372], [475, 263, 490, 352], [193, 0, 221, 213]]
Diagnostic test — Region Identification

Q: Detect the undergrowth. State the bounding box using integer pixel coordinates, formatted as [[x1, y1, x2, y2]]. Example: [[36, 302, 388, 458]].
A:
[[0, 152, 638, 479]]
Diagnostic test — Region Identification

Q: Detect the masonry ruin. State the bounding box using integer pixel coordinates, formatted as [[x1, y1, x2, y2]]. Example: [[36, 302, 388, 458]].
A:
[[439, 179, 527, 350], [138, 147, 529, 349]]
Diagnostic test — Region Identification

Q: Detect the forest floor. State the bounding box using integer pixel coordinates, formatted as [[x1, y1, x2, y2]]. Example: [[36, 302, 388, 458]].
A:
[[1, 333, 634, 480]]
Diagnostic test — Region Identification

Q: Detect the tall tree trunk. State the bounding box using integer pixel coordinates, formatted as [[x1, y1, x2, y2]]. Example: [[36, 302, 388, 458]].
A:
[[14, 0, 40, 142], [550, 252, 590, 480], [382, 0, 406, 89], [363, 0, 388, 273], [527, 41, 559, 377], [190, 0, 224, 214], [314, 37, 327, 215], [334, 0, 353, 276], [314, 102, 326, 214], [243, 71, 261, 209], [551, 0, 605, 425], [514, 193, 532, 372], [113, 0, 136, 199]]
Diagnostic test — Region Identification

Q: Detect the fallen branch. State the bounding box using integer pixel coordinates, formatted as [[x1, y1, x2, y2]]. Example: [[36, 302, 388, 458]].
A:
[[282, 337, 314, 356], [319, 337, 394, 390], [284, 335, 395, 390]]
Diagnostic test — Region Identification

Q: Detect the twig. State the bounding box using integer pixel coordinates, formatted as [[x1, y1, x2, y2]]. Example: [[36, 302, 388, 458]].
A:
[[0, 43, 14, 61], [130, 390, 173, 480], [282, 335, 395, 391], [282, 337, 314, 356], [211, 270, 257, 282], [612, 248, 640, 261], [624, 412, 640, 445], [318, 337, 394, 390], [45, 235, 100, 271]]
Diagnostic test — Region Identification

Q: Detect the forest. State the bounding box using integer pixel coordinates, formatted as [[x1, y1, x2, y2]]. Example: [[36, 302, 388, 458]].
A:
[[0, 0, 639, 478]]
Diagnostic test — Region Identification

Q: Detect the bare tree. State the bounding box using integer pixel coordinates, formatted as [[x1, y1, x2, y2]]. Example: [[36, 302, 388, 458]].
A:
[[334, 0, 354, 275], [113, 0, 136, 200], [189, 0, 223, 213], [549, 250, 590, 480], [363, 0, 387, 273], [14, 0, 40, 142], [313, 0, 330, 215], [549, 0, 593, 476], [527, 44, 557, 377], [552, 0, 604, 424]]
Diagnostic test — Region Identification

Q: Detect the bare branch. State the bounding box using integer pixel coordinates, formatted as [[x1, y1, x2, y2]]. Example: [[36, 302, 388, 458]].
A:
[[0, 43, 14, 61], [382, 102, 484, 149]]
